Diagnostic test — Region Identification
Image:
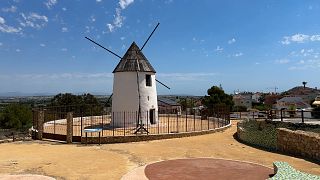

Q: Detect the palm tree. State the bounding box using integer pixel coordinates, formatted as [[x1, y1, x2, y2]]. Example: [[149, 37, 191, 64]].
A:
[[302, 81, 307, 89]]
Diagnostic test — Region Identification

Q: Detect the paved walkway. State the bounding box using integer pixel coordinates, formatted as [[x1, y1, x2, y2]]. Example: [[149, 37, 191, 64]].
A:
[[0, 121, 319, 179]]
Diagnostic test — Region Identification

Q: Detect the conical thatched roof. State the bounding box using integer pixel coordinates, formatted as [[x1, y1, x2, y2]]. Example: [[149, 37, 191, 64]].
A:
[[112, 42, 156, 73]]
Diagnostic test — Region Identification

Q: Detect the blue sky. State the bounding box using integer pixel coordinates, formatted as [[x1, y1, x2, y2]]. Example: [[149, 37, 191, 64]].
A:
[[0, 0, 320, 96]]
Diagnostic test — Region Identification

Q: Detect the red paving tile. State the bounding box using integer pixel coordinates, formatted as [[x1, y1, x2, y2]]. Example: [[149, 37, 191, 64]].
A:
[[144, 158, 274, 180]]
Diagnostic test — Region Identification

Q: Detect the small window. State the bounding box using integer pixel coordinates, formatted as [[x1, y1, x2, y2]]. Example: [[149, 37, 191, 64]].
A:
[[146, 74, 152, 87]]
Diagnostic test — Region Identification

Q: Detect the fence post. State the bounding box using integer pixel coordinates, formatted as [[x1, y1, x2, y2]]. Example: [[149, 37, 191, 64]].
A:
[[66, 112, 73, 144], [167, 111, 170, 134], [112, 112, 115, 137], [193, 109, 196, 131], [54, 107, 56, 134], [280, 109, 283, 122], [124, 112, 126, 137], [201, 114, 202, 131], [301, 110, 304, 123], [80, 106, 83, 137], [101, 111, 104, 137], [36, 110, 44, 140], [158, 112, 160, 134], [176, 112, 179, 133], [185, 108, 188, 132]]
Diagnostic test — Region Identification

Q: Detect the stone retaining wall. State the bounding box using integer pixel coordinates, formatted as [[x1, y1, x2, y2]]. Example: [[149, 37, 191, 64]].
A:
[[277, 128, 320, 161], [82, 122, 231, 144], [237, 120, 320, 162]]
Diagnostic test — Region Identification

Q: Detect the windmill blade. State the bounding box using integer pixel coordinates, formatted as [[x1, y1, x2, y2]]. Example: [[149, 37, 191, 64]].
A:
[[156, 79, 170, 89], [107, 94, 113, 103], [85, 37, 122, 59], [141, 23, 160, 51]]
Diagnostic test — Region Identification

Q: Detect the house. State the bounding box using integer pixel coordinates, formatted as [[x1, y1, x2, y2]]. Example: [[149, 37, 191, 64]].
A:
[[251, 92, 262, 103], [233, 92, 252, 109], [274, 96, 311, 110], [264, 94, 282, 106], [158, 97, 182, 115], [312, 96, 320, 106], [274, 96, 312, 118]]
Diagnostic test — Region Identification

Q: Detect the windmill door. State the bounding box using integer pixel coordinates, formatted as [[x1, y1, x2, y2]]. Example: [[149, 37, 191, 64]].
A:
[[150, 109, 155, 124]]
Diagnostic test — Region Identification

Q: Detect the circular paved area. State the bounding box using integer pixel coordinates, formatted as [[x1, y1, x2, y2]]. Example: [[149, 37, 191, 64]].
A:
[[144, 158, 274, 180]]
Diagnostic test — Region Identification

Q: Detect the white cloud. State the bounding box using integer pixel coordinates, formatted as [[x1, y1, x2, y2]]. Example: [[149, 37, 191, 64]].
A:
[[107, 24, 114, 32], [40, 43, 46, 47], [45, 0, 58, 9], [61, 27, 68, 32], [291, 34, 309, 42], [2, 6, 17, 13], [281, 36, 290, 45], [0, 17, 5, 24], [0, 42, 3, 46], [310, 35, 320, 41], [233, 52, 243, 57], [0, 73, 114, 82], [0, 16, 21, 34], [61, 48, 67, 51], [19, 12, 48, 29], [114, 8, 124, 27], [289, 59, 320, 70], [119, 0, 134, 9], [107, 8, 124, 32], [281, 33, 320, 45], [107, 0, 134, 32], [228, 38, 236, 44], [120, 36, 125, 40], [16, 48, 21, 52], [62, 7, 67, 11], [96, 0, 102, 2], [275, 59, 290, 64], [215, 46, 223, 52], [90, 15, 96, 22]]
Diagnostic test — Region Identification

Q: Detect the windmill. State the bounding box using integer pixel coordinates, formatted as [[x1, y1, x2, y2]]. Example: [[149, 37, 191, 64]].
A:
[[85, 23, 170, 132]]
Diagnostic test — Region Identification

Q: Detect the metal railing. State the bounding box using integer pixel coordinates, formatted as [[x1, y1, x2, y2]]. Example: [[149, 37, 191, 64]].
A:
[[33, 105, 231, 138], [231, 109, 320, 124]]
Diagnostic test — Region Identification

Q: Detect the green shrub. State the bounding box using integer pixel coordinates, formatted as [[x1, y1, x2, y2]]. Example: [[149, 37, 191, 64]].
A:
[[0, 104, 32, 130]]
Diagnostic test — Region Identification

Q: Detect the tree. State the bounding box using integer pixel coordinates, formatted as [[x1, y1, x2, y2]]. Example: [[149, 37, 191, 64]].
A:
[[0, 104, 32, 130], [50, 93, 82, 106], [49, 93, 103, 115], [202, 86, 234, 115], [302, 81, 307, 89], [178, 98, 195, 111]]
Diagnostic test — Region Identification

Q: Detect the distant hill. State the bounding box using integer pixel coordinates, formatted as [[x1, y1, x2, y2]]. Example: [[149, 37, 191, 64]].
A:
[[282, 86, 320, 96], [282, 86, 320, 104]]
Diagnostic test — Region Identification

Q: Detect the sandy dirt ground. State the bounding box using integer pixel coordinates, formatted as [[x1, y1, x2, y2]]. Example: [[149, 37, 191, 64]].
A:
[[0, 121, 319, 180]]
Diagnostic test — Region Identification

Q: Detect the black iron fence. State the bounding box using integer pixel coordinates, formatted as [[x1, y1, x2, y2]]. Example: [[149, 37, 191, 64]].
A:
[[230, 109, 320, 124], [33, 105, 231, 140]]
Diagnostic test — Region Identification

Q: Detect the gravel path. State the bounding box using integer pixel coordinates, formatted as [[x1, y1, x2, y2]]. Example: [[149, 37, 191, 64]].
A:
[[0, 121, 319, 179]]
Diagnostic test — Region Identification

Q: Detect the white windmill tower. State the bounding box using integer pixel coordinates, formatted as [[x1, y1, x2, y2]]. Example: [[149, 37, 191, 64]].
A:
[[86, 23, 170, 132]]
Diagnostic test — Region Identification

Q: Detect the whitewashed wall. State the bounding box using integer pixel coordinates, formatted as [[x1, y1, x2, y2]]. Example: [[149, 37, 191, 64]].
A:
[[111, 71, 158, 127]]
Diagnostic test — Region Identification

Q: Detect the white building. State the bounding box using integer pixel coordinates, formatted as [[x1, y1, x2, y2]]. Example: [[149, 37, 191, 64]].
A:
[[111, 42, 158, 127]]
